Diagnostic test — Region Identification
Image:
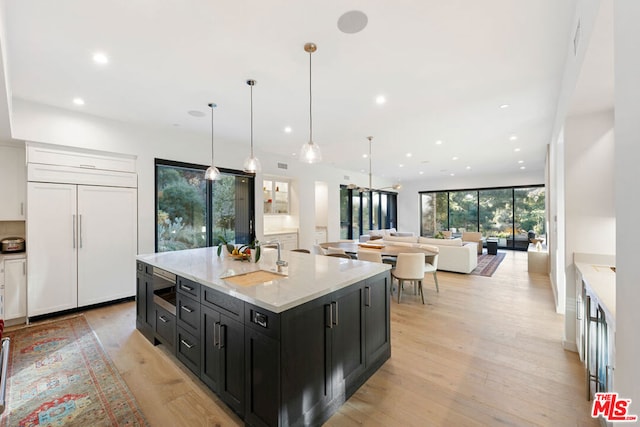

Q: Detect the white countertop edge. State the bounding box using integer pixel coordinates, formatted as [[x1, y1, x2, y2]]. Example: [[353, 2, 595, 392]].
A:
[[137, 249, 390, 314], [575, 261, 616, 324]]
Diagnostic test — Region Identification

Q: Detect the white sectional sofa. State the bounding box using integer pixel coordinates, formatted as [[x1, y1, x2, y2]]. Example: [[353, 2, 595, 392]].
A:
[[359, 228, 415, 242], [379, 235, 478, 274]]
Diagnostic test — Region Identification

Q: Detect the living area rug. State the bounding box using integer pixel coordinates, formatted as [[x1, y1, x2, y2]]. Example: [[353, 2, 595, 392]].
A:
[[0, 315, 147, 427], [470, 252, 506, 277]]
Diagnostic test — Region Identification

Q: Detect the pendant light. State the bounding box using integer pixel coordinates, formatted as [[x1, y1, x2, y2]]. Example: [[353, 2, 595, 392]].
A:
[[243, 79, 261, 173], [204, 102, 221, 180], [300, 42, 322, 164]]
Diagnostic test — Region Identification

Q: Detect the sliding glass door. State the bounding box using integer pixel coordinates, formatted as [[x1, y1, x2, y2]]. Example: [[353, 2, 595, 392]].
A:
[[155, 159, 255, 252], [419, 185, 545, 250], [340, 186, 398, 239]]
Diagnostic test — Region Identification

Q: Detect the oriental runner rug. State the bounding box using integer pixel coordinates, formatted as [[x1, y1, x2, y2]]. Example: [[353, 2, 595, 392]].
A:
[[470, 252, 506, 277], [0, 315, 147, 427]]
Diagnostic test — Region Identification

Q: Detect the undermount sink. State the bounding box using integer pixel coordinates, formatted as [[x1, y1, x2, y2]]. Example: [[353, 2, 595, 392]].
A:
[[221, 270, 286, 287]]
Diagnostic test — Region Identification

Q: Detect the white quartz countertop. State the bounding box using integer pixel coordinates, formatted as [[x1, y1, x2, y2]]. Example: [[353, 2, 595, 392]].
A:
[[137, 247, 390, 313], [263, 229, 298, 236], [576, 262, 616, 322]]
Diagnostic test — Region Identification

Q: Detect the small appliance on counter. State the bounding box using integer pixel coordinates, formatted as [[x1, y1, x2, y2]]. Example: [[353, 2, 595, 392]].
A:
[[0, 237, 25, 253]]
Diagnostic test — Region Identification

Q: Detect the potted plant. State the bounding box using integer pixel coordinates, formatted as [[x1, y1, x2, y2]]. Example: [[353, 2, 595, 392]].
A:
[[240, 239, 261, 262], [216, 235, 235, 256]]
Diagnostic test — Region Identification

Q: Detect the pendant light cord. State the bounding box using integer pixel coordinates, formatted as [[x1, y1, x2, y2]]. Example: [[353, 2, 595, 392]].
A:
[[250, 84, 254, 157], [214, 103, 216, 167], [309, 49, 313, 144], [369, 137, 372, 190]]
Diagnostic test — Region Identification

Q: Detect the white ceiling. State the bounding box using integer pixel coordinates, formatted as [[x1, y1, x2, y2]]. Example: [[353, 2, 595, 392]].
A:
[[3, 0, 583, 183]]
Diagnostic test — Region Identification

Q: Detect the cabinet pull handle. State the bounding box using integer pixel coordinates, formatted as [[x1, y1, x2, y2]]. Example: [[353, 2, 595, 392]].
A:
[[219, 324, 226, 349], [332, 301, 338, 326], [180, 284, 194, 292], [325, 304, 333, 329], [181, 305, 194, 313], [72, 214, 76, 249], [20, 202, 24, 216], [214, 321, 220, 347], [23, 261, 26, 275], [180, 339, 194, 349], [79, 164, 96, 168], [365, 286, 371, 307], [159, 316, 169, 323], [79, 214, 83, 248]]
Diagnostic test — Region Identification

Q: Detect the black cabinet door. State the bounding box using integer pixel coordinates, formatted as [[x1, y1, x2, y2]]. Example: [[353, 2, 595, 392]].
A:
[[280, 295, 332, 426], [202, 306, 245, 417], [219, 313, 244, 416], [331, 283, 366, 398], [245, 328, 280, 427], [201, 305, 221, 392], [364, 272, 391, 367], [136, 268, 145, 325]]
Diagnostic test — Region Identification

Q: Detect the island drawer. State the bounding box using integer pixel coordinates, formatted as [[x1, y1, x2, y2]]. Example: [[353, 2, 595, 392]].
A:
[[177, 293, 200, 335], [177, 326, 200, 375], [137, 261, 153, 276], [244, 303, 280, 341], [155, 305, 176, 350], [177, 276, 201, 301], [203, 287, 244, 322]]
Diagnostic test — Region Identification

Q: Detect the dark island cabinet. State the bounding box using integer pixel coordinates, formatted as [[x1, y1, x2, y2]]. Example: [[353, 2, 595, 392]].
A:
[[201, 304, 245, 416], [364, 273, 391, 368], [135, 260, 391, 427], [135, 261, 155, 342]]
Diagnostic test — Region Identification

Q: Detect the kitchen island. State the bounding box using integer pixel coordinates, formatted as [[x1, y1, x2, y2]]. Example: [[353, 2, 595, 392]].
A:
[[136, 247, 391, 427]]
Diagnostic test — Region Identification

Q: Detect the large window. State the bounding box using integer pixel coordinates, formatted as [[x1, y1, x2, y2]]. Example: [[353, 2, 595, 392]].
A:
[[340, 186, 398, 239], [419, 185, 545, 250], [155, 159, 255, 252]]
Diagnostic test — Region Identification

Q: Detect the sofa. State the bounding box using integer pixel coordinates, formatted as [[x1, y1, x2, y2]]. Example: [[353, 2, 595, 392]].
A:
[[379, 235, 478, 274], [359, 228, 415, 242]]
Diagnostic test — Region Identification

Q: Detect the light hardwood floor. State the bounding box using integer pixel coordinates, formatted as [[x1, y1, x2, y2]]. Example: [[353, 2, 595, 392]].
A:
[[75, 250, 597, 426]]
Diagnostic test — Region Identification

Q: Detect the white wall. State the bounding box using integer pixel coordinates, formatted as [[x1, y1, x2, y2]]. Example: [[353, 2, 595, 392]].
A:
[[562, 110, 615, 350], [11, 98, 385, 253], [548, 130, 566, 314], [396, 170, 545, 236], [614, 0, 640, 413]]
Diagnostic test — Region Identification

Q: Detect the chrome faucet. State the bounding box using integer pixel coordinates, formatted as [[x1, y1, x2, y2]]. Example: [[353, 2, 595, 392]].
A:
[[264, 240, 288, 271]]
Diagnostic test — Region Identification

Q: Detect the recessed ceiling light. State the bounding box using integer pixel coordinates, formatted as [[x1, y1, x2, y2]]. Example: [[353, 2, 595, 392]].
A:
[[360, 169, 365, 173], [450, 173, 455, 176], [284, 126, 292, 133], [362, 154, 368, 158], [452, 156, 459, 160], [398, 164, 404, 168], [419, 171, 424, 175], [435, 140, 443, 145], [93, 52, 109, 64], [465, 166, 471, 170], [499, 104, 510, 109], [518, 160, 524, 164], [406, 153, 412, 158], [73, 97, 85, 106], [509, 135, 518, 141], [520, 166, 526, 170], [514, 148, 521, 152], [375, 95, 386, 105], [187, 110, 205, 117]]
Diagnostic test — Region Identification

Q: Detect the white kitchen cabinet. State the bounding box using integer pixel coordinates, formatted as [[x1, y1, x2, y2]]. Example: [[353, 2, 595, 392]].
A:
[[0, 143, 26, 220], [263, 179, 290, 214], [4, 257, 27, 320], [27, 182, 137, 316], [265, 232, 298, 251]]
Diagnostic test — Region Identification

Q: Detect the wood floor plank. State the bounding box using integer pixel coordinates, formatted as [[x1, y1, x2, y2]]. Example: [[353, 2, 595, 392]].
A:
[[70, 250, 597, 426]]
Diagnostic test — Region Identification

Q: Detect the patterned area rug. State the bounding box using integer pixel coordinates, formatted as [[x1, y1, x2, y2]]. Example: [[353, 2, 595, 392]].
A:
[[1, 315, 147, 427], [470, 252, 506, 277]]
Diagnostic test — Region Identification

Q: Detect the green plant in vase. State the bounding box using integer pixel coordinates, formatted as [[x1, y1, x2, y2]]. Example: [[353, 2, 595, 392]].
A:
[[240, 239, 261, 262], [216, 235, 235, 256]]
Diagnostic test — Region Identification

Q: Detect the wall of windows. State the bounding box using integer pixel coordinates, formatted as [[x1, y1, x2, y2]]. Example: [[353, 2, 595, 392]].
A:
[[419, 185, 545, 250], [340, 186, 397, 239], [155, 159, 255, 252]]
